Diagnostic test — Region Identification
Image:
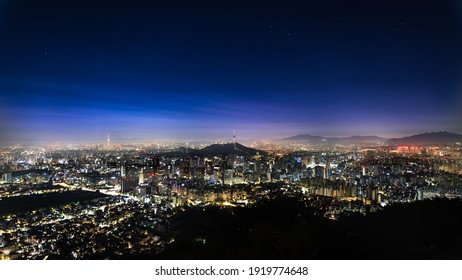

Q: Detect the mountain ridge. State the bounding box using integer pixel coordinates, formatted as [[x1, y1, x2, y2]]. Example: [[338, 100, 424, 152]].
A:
[[280, 131, 462, 145], [279, 134, 387, 145], [386, 131, 462, 145]]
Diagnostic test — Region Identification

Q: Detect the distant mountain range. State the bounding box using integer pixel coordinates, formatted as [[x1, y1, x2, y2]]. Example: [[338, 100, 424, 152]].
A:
[[280, 131, 462, 146], [386, 131, 462, 146], [280, 134, 387, 145]]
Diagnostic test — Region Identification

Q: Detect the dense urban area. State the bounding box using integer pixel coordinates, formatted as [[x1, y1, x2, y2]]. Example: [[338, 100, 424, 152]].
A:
[[1, 135, 462, 259]]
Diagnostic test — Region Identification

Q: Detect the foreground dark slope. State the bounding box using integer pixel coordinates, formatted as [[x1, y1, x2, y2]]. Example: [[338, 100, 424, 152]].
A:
[[151, 196, 462, 260]]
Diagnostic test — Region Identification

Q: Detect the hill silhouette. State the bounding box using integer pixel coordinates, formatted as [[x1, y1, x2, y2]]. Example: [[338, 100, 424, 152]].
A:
[[199, 142, 266, 156], [157, 142, 266, 157]]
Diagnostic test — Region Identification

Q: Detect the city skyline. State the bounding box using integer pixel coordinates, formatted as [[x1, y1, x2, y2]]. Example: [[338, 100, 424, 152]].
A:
[[1, 0, 462, 145], [2, 125, 462, 260]]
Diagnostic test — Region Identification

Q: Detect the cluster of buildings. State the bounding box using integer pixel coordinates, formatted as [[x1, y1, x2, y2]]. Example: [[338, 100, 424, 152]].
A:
[[0, 142, 461, 258], [0, 192, 171, 260]]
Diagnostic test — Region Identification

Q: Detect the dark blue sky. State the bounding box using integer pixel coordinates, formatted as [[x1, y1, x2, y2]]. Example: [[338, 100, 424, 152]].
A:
[[1, 0, 461, 145]]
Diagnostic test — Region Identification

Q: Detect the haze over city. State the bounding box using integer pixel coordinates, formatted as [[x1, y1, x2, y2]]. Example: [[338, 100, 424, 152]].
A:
[[1, 0, 461, 145]]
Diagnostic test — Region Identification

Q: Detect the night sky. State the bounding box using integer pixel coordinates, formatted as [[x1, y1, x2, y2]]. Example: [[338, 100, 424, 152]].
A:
[[1, 0, 461, 145]]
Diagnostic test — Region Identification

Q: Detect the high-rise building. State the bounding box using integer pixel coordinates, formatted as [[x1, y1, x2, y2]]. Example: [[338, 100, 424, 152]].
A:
[[120, 165, 126, 177], [2, 173, 12, 183], [179, 160, 191, 179], [121, 177, 137, 193], [139, 168, 144, 185], [314, 166, 324, 178]]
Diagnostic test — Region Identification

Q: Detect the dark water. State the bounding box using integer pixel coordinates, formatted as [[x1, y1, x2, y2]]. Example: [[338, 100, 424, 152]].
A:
[[0, 190, 107, 215]]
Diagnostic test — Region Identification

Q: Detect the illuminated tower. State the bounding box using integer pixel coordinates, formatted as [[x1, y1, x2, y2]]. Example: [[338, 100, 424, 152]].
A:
[[233, 128, 236, 152], [325, 161, 330, 179], [120, 165, 126, 177], [107, 134, 110, 146], [139, 167, 144, 185], [309, 156, 316, 167]]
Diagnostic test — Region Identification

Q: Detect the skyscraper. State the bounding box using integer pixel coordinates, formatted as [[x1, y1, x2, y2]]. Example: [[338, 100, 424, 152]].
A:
[[120, 165, 126, 177], [139, 167, 144, 185]]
